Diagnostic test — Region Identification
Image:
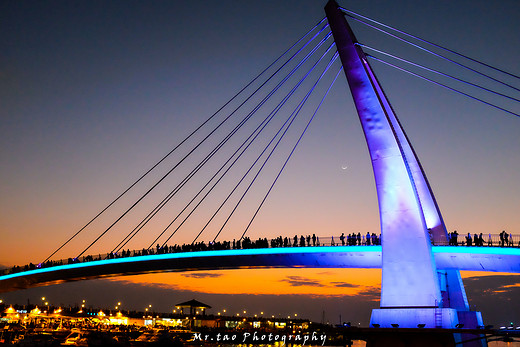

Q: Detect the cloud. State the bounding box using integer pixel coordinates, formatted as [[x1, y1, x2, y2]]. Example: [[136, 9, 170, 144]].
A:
[[462, 274, 520, 326], [281, 276, 325, 287], [356, 287, 380, 301], [317, 271, 337, 276], [330, 282, 360, 288], [182, 273, 223, 279], [464, 274, 520, 297], [112, 278, 182, 291], [463, 274, 520, 300]]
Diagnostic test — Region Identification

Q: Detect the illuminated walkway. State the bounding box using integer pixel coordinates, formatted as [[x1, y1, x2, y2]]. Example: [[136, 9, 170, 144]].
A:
[[1, 245, 519, 293]]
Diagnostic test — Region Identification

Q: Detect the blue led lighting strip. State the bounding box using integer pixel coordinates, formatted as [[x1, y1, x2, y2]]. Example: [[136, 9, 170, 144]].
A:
[[3, 246, 520, 282], [0, 246, 381, 281], [432, 246, 520, 255]]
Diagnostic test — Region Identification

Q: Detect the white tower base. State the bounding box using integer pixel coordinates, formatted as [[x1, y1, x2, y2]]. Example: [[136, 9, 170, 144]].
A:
[[370, 308, 459, 329]]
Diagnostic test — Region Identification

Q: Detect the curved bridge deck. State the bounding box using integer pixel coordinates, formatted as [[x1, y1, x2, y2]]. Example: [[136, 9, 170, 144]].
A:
[[1, 246, 519, 293]]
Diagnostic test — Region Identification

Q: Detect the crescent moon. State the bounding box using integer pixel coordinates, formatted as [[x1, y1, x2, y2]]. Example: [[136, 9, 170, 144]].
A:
[[341, 165, 348, 170]]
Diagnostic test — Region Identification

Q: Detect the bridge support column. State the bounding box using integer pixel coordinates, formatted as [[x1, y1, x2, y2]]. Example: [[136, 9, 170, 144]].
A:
[[324, 0, 482, 336], [370, 308, 459, 329]]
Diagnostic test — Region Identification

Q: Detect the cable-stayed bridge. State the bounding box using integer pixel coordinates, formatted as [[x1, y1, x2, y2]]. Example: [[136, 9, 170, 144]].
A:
[[1, 1, 519, 344]]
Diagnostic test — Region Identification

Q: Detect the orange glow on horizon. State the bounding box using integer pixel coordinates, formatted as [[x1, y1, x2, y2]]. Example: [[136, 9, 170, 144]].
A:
[[109, 268, 382, 298], [105, 269, 520, 301]]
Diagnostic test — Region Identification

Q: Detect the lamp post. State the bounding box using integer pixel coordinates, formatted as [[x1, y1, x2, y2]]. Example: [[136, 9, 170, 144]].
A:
[[115, 302, 122, 314], [40, 297, 50, 313]]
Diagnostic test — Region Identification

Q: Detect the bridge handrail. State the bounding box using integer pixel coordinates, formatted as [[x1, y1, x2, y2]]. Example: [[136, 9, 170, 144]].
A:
[[2, 233, 518, 277]]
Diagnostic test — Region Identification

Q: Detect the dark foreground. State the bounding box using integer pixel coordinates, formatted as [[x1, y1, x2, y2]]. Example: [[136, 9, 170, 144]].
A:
[[0, 325, 518, 346]]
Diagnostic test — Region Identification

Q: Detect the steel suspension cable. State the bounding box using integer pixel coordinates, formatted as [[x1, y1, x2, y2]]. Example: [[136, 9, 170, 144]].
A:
[[186, 41, 335, 244], [161, 36, 334, 246], [345, 14, 520, 93], [367, 55, 520, 118], [111, 26, 332, 253], [186, 46, 333, 244], [153, 40, 336, 248], [43, 18, 327, 264], [113, 79, 287, 253], [210, 45, 337, 243], [155, 93, 286, 249], [156, 76, 301, 248], [359, 44, 520, 104], [340, 7, 520, 81], [240, 63, 343, 241]]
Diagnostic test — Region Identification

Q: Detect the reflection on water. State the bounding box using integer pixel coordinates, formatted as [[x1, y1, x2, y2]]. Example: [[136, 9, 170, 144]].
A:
[[199, 343, 367, 347], [488, 341, 520, 346], [202, 340, 520, 347]]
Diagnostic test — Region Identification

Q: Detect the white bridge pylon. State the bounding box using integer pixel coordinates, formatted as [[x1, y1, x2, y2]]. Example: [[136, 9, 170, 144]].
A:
[[324, 0, 488, 331]]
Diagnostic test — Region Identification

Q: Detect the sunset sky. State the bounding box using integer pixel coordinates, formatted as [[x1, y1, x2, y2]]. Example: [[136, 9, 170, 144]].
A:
[[1, 0, 519, 326]]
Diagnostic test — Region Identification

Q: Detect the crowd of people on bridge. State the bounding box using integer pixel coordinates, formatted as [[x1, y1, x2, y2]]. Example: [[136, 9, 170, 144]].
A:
[[3, 230, 517, 277], [447, 230, 516, 247], [3, 232, 380, 276]]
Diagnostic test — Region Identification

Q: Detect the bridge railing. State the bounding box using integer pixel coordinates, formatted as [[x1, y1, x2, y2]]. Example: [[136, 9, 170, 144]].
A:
[[438, 233, 519, 247], [1, 233, 518, 277], [0, 236, 372, 276]]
